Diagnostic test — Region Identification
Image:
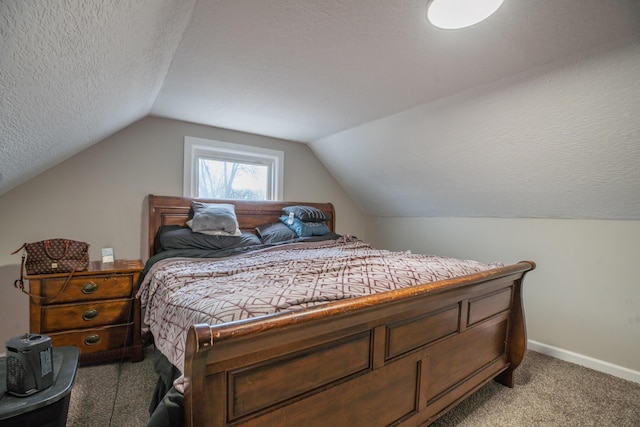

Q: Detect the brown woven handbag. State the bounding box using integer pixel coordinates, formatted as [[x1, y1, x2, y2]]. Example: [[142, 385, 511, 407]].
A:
[[19, 238, 90, 275]]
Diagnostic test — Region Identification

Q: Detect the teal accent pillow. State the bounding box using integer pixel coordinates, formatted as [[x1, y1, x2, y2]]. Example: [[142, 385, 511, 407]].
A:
[[279, 215, 330, 237]]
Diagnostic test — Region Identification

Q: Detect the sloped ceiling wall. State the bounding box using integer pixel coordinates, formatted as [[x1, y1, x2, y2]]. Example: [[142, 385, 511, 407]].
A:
[[0, 0, 197, 193], [1, 0, 639, 219], [311, 41, 640, 219]]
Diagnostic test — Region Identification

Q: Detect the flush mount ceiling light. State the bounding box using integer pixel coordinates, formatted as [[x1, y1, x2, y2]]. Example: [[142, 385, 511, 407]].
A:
[[427, 0, 504, 30]]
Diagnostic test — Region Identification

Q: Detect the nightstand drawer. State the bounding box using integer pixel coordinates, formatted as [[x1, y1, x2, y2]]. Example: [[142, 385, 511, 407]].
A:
[[47, 324, 133, 355], [41, 299, 132, 332], [38, 275, 133, 303]]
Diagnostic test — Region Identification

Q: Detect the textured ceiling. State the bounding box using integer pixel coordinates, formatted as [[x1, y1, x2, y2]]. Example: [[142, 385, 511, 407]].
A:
[[1, 0, 639, 218], [0, 0, 197, 194]]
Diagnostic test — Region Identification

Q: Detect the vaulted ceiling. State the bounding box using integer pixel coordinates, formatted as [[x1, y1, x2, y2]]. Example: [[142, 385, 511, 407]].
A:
[[1, 1, 639, 218]]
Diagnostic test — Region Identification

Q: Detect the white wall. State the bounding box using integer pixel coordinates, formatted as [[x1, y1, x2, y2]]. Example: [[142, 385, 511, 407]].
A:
[[0, 116, 365, 350], [366, 216, 640, 375]]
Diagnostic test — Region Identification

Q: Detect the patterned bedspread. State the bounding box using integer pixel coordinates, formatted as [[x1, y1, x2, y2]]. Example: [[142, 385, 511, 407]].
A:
[[137, 236, 502, 377]]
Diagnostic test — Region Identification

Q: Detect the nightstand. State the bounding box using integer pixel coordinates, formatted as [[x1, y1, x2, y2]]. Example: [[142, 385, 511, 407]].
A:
[[25, 260, 144, 364]]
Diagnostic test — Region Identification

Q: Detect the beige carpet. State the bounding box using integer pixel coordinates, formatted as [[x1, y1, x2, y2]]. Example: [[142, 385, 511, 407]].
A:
[[430, 351, 640, 426], [66, 349, 640, 427], [66, 348, 157, 427]]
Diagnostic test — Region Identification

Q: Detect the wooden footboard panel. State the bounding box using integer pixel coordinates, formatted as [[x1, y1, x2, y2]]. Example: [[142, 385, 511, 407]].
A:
[[183, 262, 535, 427]]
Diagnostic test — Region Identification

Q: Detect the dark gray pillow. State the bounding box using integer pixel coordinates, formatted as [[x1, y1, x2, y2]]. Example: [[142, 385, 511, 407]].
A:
[[282, 205, 330, 222], [160, 227, 260, 251], [256, 222, 298, 244], [188, 202, 240, 235]]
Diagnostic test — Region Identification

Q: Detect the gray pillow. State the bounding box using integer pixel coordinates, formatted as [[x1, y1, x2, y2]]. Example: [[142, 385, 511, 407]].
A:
[[188, 202, 240, 235]]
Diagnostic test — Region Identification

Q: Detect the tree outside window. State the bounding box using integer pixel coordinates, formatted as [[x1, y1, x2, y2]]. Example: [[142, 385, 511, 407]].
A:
[[198, 158, 269, 200]]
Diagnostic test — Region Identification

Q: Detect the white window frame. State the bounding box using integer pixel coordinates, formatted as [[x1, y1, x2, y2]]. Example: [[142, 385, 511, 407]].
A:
[[183, 136, 284, 200]]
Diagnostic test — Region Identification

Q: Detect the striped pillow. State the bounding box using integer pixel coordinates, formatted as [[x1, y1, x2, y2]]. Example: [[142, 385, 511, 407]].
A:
[[282, 205, 330, 222]]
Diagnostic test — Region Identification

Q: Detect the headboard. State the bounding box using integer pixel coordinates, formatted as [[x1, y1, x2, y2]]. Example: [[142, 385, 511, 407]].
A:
[[147, 194, 335, 257]]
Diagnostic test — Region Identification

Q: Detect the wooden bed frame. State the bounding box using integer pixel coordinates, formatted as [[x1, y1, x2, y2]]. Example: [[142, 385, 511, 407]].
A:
[[147, 194, 535, 427]]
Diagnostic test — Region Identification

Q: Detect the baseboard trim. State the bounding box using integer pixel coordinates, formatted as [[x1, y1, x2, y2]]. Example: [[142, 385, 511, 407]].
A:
[[528, 340, 640, 384]]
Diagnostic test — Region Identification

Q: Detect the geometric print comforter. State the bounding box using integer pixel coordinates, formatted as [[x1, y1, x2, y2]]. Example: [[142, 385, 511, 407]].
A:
[[137, 235, 502, 378]]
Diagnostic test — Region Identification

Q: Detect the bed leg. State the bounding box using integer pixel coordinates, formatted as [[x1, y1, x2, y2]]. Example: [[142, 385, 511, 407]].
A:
[[495, 368, 516, 388]]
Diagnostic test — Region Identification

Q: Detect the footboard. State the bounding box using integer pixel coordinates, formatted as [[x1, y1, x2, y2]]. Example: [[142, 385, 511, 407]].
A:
[[183, 261, 535, 427]]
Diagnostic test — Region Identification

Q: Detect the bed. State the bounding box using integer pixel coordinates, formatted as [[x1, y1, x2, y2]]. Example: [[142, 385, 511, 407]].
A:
[[140, 194, 535, 427]]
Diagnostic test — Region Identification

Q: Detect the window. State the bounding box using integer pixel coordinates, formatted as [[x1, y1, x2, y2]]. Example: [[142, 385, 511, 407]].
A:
[[184, 136, 284, 200]]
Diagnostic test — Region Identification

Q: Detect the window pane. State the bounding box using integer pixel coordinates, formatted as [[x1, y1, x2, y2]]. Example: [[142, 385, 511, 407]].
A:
[[184, 137, 283, 200], [198, 158, 269, 200]]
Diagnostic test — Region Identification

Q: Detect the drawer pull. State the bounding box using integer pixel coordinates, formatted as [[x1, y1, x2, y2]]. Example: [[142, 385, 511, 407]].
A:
[[82, 282, 98, 294], [84, 334, 101, 346], [82, 309, 99, 321]]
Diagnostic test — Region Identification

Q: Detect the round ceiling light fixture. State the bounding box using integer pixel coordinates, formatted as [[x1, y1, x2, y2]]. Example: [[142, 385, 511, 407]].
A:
[[427, 0, 504, 30]]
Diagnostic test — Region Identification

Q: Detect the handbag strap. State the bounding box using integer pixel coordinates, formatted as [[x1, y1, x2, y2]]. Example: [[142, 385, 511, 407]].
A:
[[14, 255, 83, 303], [13, 252, 26, 292], [10, 243, 26, 255], [44, 239, 71, 260]]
